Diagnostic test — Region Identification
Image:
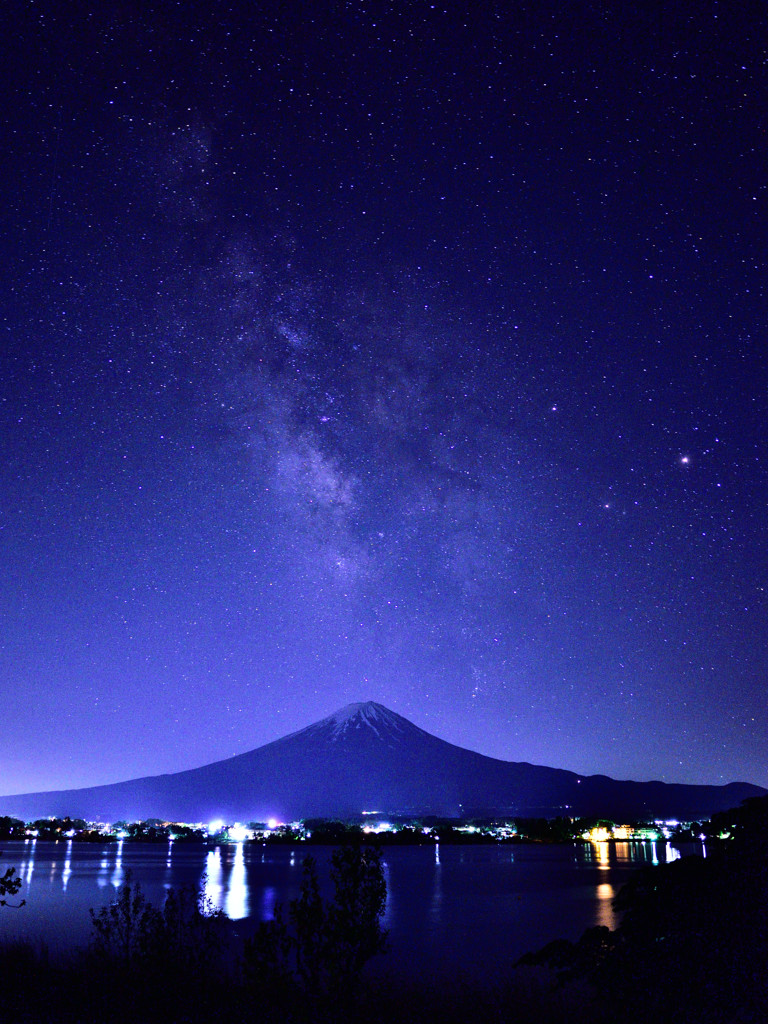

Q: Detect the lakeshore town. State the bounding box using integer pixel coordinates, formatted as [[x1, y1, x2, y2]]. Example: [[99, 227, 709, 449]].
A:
[[0, 810, 736, 846]]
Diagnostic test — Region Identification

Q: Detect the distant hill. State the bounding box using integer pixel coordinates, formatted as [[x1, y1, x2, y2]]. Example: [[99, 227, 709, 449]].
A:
[[1, 702, 764, 822]]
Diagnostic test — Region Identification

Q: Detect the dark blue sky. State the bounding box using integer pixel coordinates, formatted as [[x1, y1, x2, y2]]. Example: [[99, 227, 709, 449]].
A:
[[2, 1, 767, 796]]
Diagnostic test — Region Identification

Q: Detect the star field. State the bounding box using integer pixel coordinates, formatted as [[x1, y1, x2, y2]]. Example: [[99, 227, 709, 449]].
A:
[[1, 2, 766, 795]]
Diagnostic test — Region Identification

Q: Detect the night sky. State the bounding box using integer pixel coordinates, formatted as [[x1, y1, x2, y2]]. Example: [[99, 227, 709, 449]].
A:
[[3, 2, 767, 798]]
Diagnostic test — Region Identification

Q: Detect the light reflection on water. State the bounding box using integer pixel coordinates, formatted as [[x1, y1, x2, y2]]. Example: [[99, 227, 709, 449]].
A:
[[595, 882, 615, 928], [203, 848, 223, 909], [379, 860, 394, 931], [429, 845, 442, 923], [112, 840, 124, 887], [98, 849, 109, 887], [0, 839, 707, 979], [62, 841, 72, 891], [25, 849, 35, 885], [225, 844, 248, 920], [199, 845, 251, 920]]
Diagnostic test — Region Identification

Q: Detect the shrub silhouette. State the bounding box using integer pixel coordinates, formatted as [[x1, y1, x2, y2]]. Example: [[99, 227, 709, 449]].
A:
[[0, 853, 24, 908], [245, 843, 387, 1000], [89, 872, 225, 972]]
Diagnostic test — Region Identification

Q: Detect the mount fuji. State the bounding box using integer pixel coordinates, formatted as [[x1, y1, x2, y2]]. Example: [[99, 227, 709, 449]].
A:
[[1, 702, 763, 823]]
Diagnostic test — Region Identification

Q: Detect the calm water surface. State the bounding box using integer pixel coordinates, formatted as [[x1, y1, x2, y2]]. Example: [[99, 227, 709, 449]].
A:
[[0, 839, 693, 982]]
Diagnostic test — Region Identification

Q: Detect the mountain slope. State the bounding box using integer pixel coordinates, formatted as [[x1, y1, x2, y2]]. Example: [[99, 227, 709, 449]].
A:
[[1, 702, 763, 822]]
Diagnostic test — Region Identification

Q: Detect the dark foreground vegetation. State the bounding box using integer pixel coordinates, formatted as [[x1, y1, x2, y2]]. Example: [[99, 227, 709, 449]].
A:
[[1, 797, 766, 1024]]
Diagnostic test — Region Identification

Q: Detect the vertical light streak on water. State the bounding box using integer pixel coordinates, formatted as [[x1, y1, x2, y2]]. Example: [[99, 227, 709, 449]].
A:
[[595, 882, 616, 928], [651, 841, 659, 866], [163, 840, 174, 889], [98, 847, 109, 887], [379, 857, 394, 930], [595, 841, 610, 869], [666, 844, 681, 863], [614, 842, 630, 861], [429, 844, 442, 924], [225, 843, 248, 920], [634, 841, 651, 864], [62, 840, 72, 891], [203, 848, 223, 911], [23, 838, 36, 885], [111, 840, 124, 887]]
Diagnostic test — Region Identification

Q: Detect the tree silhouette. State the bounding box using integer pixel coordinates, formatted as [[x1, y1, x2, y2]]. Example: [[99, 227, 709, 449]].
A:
[[245, 842, 387, 1000], [0, 854, 24, 908]]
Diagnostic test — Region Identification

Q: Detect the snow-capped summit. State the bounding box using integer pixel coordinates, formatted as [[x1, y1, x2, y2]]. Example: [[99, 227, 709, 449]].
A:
[[317, 701, 407, 741], [289, 700, 424, 750]]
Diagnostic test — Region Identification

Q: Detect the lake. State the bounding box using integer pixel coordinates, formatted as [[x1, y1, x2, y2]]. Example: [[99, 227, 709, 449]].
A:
[[0, 839, 694, 983]]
